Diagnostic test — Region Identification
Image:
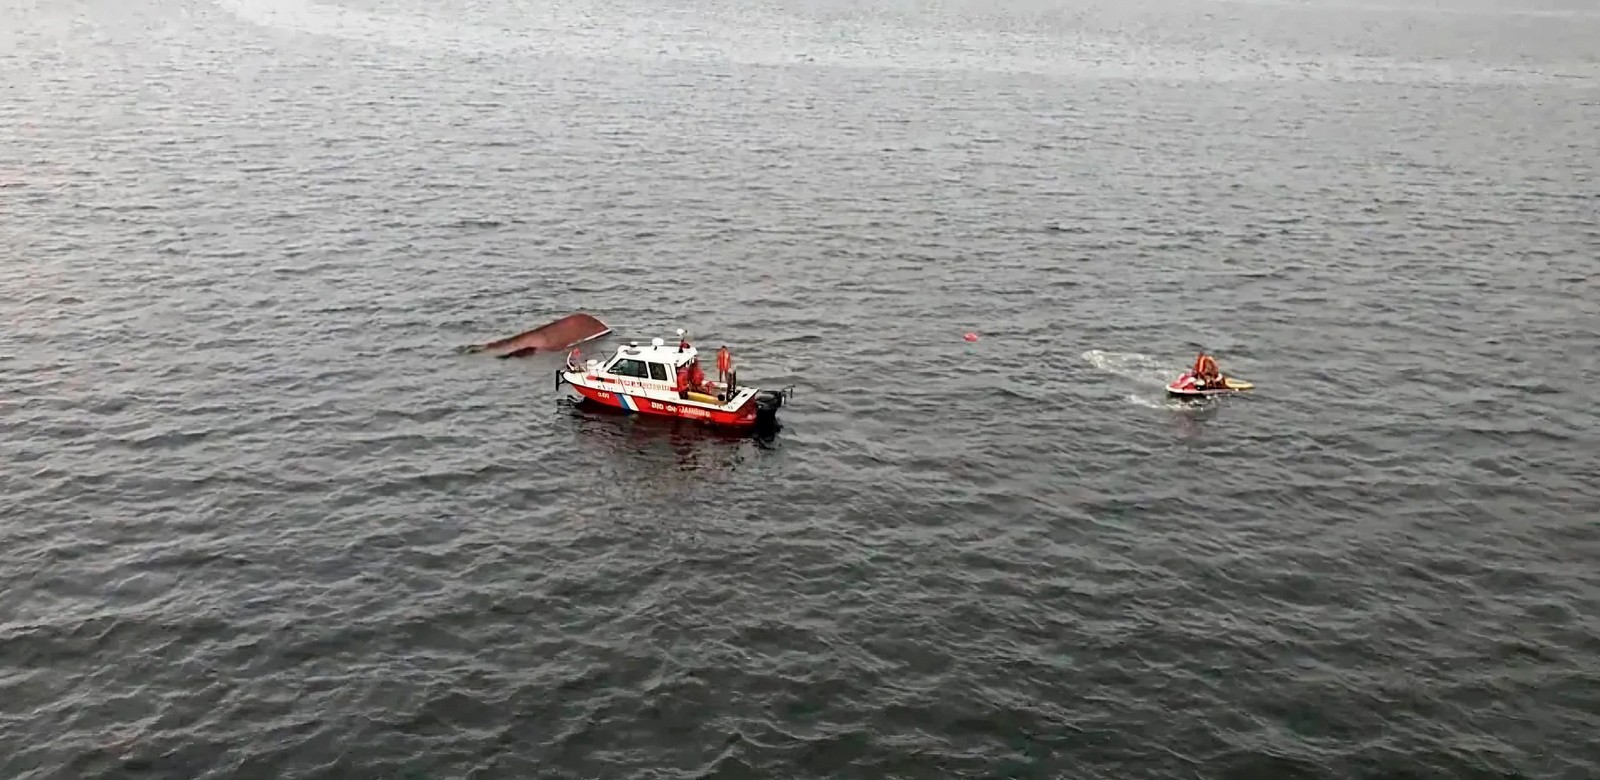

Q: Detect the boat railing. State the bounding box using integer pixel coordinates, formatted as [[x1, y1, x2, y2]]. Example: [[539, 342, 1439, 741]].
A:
[[564, 350, 602, 372]]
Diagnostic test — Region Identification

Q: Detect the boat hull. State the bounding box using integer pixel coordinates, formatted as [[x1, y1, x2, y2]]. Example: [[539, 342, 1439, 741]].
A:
[[569, 382, 760, 427], [559, 370, 787, 429], [464, 312, 611, 358]]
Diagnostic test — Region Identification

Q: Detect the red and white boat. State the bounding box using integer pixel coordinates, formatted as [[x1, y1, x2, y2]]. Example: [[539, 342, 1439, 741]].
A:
[[555, 333, 791, 429], [1166, 370, 1255, 398]]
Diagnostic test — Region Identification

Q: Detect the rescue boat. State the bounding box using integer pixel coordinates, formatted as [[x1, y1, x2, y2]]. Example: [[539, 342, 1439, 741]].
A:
[[555, 333, 792, 430]]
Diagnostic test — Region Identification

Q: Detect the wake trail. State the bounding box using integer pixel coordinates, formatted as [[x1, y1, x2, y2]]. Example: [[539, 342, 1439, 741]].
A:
[[1081, 349, 1173, 388], [1082, 349, 1201, 411]]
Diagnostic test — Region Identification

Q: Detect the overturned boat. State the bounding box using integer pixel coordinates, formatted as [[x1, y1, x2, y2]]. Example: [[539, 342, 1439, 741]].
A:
[[556, 332, 791, 430], [464, 312, 611, 358]]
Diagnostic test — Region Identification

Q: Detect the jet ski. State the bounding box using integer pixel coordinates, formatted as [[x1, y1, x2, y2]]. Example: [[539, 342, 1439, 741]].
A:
[[1166, 370, 1254, 398]]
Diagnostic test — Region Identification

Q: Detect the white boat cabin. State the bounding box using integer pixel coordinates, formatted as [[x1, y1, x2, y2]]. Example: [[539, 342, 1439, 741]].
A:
[[598, 338, 697, 383], [574, 335, 756, 409]]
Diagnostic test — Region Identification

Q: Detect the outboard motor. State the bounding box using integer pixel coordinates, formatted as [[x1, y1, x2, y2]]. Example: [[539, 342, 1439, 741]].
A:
[[753, 386, 792, 431]]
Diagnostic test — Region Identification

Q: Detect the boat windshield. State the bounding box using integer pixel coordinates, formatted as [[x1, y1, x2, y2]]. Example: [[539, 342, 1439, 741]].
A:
[[608, 358, 649, 378]]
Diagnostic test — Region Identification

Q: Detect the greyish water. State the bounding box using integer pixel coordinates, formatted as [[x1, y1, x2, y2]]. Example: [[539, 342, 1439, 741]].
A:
[[3, 0, 1598, 777]]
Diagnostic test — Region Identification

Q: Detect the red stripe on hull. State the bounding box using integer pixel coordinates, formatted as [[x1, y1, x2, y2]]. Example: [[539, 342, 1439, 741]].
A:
[[569, 384, 760, 428]]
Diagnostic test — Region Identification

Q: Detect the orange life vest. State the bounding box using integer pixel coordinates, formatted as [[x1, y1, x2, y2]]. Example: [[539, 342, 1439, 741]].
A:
[[716, 348, 732, 373], [1195, 354, 1218, 376]]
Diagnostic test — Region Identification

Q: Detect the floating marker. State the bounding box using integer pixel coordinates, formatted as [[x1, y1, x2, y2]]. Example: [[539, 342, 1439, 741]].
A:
[[963, 332, 979, 342]]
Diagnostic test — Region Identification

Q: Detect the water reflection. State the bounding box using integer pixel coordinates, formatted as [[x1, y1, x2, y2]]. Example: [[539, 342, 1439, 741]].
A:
[[559, 398, 782, 478]]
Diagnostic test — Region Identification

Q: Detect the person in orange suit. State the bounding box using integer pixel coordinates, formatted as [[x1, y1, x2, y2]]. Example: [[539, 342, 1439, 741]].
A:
[[1193, 352, 1223, 388], [687, 359, 706, 392], [716, 346, 733, 385]]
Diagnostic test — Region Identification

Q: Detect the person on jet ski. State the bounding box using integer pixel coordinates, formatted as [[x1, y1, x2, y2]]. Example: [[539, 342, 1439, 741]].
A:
[[1192, 352, 1223, 388]]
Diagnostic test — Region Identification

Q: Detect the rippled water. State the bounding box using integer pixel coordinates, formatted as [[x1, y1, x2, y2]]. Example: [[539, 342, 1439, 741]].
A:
[[3, 0, 1598, 777]]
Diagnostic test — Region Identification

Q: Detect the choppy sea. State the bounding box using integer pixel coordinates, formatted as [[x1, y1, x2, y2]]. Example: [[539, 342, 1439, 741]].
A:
[[2, 0, 1597, 777]]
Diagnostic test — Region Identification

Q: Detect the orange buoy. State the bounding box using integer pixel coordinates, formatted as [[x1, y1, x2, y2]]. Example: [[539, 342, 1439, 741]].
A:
[[963, 332, 979, 342]]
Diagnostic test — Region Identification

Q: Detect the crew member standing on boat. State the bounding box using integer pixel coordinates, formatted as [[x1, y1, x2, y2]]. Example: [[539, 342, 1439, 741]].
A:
[[716, 346, 732, 385], [676, 362, 691, 398]]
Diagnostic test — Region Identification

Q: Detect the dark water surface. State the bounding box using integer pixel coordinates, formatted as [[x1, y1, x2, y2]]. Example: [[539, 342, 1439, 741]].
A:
[[3, 0, 1599, 777]]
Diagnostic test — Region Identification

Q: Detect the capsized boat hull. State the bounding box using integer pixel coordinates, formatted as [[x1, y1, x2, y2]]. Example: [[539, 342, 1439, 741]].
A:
[[1166, 370, 1254, 397], [464, 312, 611, 358]]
